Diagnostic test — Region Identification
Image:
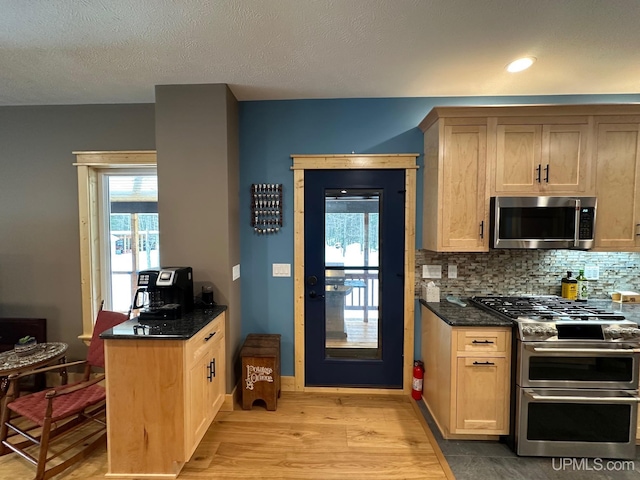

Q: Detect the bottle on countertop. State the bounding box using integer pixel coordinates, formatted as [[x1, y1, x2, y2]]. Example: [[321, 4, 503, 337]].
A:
[[576, 269, 589, 301], [561, 271, 578, 300]]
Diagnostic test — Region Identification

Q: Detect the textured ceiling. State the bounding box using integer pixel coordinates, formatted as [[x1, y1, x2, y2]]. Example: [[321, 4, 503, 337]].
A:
[[1, 0, 639, 105]]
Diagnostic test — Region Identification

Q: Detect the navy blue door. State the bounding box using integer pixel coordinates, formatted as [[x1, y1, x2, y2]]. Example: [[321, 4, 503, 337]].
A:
[[304, 169, 405, 388]]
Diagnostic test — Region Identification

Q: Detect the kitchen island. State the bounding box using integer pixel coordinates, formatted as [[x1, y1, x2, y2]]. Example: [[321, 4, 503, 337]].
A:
[[101, 306, 226, 479]]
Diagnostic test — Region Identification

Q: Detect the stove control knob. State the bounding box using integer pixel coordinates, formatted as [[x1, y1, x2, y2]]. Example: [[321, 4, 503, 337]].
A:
[[543, 327, 558, 337]]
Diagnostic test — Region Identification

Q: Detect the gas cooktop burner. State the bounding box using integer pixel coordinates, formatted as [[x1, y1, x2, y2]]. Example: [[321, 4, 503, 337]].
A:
[[470, 296, 627, 321]]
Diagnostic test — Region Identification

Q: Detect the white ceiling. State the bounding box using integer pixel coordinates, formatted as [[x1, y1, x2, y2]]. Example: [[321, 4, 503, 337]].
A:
[[2, 0, 639, 106]]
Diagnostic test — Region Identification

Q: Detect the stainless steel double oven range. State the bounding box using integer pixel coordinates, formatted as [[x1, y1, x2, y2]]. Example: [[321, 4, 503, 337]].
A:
[[472, 296, 640, 460]]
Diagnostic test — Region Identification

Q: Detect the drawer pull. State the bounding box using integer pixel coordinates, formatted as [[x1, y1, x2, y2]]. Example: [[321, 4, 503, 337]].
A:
[[472, 340, 494, 344], [204, 332, 216, 341], [472, 361, 495, 366]]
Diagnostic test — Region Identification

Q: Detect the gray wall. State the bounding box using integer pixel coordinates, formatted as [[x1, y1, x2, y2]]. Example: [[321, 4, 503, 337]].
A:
[[155, 84, 241, 392], [0, 105, 156, 361]]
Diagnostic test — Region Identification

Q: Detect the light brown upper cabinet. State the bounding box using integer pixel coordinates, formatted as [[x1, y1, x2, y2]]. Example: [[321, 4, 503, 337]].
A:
[[419, 105, 640, 253], [420, 113, 489, 252], [594, 119, 640, 251], [494, 119, 591, 194]]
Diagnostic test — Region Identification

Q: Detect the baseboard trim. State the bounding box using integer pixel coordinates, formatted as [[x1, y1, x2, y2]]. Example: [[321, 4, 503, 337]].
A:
[[281, 376, 295, 391], [221, 385, 237, 412]]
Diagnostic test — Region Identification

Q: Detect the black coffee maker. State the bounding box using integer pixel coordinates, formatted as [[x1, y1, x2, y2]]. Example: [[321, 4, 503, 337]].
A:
[[134, 267, 194, 320]]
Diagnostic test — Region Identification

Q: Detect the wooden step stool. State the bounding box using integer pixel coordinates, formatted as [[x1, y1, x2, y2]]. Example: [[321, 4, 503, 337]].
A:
[[241, 334, 281, 411]]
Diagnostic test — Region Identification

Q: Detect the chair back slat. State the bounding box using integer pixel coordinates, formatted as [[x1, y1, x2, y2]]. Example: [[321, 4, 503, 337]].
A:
[[86, 310, 128, 368]]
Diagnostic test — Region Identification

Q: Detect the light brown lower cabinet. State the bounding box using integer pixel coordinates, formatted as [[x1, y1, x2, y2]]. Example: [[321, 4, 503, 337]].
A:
[[104, 312, 226, 478], [421, 306, 511, 439]]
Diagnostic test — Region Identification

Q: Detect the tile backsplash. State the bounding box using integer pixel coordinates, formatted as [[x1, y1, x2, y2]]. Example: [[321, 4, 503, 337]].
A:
[[415, 250, 640, 299]]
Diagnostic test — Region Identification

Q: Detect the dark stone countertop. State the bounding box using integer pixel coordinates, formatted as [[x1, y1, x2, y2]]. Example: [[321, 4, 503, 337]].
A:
[[419, 298, 640, 327], [419, 298, 513, 327], [100, 305, 227, 340]]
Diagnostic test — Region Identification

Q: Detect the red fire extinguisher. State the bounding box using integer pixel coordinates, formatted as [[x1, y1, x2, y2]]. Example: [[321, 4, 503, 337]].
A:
[[411, 360, 424, 400]]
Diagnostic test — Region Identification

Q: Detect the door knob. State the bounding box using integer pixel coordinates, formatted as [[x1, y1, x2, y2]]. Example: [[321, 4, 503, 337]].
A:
[[309, 290, 325, 299]]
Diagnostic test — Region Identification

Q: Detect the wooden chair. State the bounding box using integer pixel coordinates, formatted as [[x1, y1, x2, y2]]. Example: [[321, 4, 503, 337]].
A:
[[0, 309, 127, 480]]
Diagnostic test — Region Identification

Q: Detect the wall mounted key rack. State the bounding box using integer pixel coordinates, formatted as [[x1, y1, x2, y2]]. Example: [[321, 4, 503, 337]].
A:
[[251, 183, 283, 234]]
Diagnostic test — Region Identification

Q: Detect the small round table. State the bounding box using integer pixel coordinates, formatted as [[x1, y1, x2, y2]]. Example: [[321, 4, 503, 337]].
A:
[[0, 342, 69, 397]]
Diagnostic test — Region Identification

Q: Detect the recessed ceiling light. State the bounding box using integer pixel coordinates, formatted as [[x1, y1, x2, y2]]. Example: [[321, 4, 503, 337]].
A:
[[506, 57, 536, 73]]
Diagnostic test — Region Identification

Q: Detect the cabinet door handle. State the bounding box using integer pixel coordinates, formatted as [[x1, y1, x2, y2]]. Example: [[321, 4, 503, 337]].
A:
[[544, 164, 549, 183], [636, 224, 640, 236], [536, 164, 542, 183], [207, 361, 213, 381], [472, 339, 494, 344], [479, 220, 484, 239], [472, 361, 495, 366], [212, 358, 216, 378], [205, 332, 216, 341]]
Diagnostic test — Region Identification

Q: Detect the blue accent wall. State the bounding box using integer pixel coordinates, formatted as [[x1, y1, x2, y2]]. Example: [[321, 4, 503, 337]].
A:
[[239, 94, 640, 377]]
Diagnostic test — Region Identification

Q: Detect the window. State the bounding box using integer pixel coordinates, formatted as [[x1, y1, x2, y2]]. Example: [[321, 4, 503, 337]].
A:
[[98, 172, 160, 313], [74, 151, 157, 341]]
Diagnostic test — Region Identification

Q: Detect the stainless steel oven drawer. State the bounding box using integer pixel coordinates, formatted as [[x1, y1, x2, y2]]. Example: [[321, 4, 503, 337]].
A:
[[518, 342, 640, 390], [515, 387, 640, 459]]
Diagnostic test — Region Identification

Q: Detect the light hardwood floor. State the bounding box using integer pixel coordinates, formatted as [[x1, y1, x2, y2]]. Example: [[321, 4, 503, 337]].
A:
[[0, 392, 453, 480]]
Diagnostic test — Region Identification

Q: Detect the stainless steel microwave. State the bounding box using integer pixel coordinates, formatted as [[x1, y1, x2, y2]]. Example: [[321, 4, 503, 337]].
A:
[[491, 196, 597, 249]]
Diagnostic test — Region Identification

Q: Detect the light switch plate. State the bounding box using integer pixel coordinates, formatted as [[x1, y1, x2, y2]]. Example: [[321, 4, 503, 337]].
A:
[[272, 263, 291, 277], [422, 265, 442, 279], [232, 264, 240, 281]]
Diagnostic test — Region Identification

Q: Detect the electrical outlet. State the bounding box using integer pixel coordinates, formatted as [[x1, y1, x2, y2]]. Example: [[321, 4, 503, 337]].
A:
[[448, 264, 458, 279], [584, 265, 599, 280]]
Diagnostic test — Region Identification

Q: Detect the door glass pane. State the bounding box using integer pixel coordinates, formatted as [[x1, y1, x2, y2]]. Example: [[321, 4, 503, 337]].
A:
[[324, 189, 380, 359], [107, 175, 160, 313]]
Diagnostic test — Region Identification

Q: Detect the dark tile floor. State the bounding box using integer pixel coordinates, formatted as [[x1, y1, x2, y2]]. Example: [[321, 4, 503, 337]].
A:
[[415, 401, 640, 480]]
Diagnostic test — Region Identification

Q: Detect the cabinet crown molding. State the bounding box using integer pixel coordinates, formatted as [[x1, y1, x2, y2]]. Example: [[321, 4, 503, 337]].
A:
[[419, 104, 640, 132]]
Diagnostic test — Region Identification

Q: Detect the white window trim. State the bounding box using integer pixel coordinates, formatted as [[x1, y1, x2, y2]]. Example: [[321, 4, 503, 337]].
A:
[[74, 151, 157, 343]]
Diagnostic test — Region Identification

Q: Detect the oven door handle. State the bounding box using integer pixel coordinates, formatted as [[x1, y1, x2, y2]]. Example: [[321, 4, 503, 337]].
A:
[[524, 391, 640, 403], [529, 347, 640, 354]]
